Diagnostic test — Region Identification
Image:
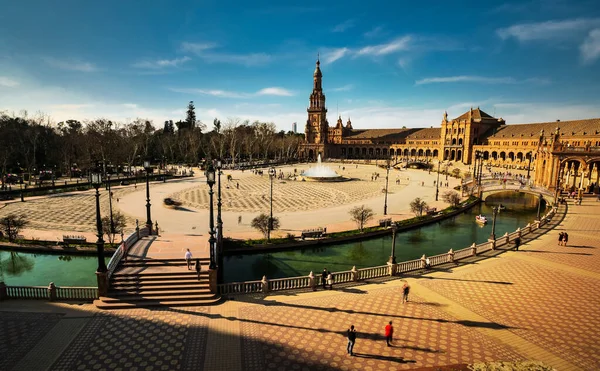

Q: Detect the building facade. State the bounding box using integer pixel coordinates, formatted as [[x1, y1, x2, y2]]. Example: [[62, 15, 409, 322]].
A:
[[300, 59, 600, 193]]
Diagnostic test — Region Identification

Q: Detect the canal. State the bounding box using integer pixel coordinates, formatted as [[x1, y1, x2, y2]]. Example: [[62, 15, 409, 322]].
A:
[[223, 192, 545, 283]]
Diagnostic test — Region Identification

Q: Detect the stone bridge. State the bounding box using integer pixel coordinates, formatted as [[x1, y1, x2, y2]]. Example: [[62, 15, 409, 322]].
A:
[[463, 177, 556, 204]]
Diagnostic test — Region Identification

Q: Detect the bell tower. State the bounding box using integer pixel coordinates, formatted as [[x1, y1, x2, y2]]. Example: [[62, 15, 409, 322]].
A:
[[305, 56, 328, 144]]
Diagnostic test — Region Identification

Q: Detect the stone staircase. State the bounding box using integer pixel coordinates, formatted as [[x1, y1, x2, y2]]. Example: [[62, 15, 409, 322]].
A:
[[94, 258, 220, 309]]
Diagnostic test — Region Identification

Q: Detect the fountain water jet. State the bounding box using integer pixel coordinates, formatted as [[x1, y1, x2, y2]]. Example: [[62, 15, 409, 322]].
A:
[[303, 154, 349, 182]]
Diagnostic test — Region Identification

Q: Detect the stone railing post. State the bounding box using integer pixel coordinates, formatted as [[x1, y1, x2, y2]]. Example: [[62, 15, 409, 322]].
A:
[[308, 271, 316, 291], [535, 221, 540, 230], [490, 239, 496, 250], [208, 269, 218, 294], [448, 248, 455, 263], [0, 282, 7, 301], [517, 228, 522, 238], [420, 254, 426, 269], [48, 282, 57, 301], [527, 223, 532, 233], [471, 243, 477, 256], [351, 266, 358, 281], [261, 275, 269, 293], [96, 271, 109, 297], [135, 219, 140, 239], [504, 232, 509, 244]]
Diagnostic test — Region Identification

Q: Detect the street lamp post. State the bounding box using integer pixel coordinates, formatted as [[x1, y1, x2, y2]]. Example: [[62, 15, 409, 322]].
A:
[[91, 171, 107, 273], [526, 152, 533, 180], [536, 193, 543, 221], [388, 223, 397, 264], [205, 164, 217, 270], [216, 159, 224, 283], [107, 174, 114, 235], [268, 167, 276, 241], [144, 161, 153, 233], [383, 164, 390, 215], [490, 205, 500, 240], [555, 169, 563, 207], [435, 160, 441, 201], [163, 156, 167, 183]]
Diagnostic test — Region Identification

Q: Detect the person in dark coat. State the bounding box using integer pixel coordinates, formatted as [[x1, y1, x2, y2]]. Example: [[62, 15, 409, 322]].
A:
[[563, 232, 569, 246], [347, 325, 357, 356], [321, 268, 328, 290], [514, 237, 521, 251]]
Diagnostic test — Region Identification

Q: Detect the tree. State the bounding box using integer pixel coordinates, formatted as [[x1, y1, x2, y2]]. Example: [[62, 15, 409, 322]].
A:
[[409, 197, 428, 217], [251, 213, 281, 239], [442, 191, 461, 207], [349, 205, 374, 232], [0, 214, 28, 242], [452, 168, 461, 178], [185, 101, 196, 129], [101, 211, 127, 244]]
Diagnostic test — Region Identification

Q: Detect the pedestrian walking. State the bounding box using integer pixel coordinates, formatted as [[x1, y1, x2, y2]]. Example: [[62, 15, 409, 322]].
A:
[[347, 325, 357, 356], [563, 232, 569, 247], [385, 321, 394, 346], [185, 249, 192, 270], [558, 232, 564, 246], [195, 258, 201, 279], [402, 282, 410, 303], [514, 237, 521, 251], [321, 268, 328, 290], [238, 215, 242, 225], [327, 271, 334, 290]]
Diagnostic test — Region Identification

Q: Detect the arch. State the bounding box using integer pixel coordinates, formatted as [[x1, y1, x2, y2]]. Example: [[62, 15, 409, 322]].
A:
[[418, 149, 424, 157], [361, 147, 367, 157], [444, 149, 449, 160], [483, 151, 489, 160], [368, 148, 374, 157], [457, 149, 462, 161], [500, 152, 506, 161], [458, 138, 463, 146], [451, 149, 456, 161], [491, 151, 498, 160], [382, 148, 388, 157], [410, 149, 417, 157], [308, 149, 314, 160], [451, 138, 457, 145], [433, 149, 439, 158], [516, 152, 523, 162], [508, 152, 515, 161], [375, 148, 381, 157], [425, 149, 431, 157]]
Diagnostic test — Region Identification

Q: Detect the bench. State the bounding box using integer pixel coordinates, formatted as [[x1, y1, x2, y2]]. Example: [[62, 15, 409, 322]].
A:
[[378, 218, 392, 227], [63, 235, 87, 244], [301, 228, 325, 239], [425, 207, 437, 216]]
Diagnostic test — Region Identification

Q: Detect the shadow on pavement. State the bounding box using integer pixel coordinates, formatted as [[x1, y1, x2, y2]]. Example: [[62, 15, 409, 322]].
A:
[[353, 353, 417, 363], [525, 250, 591, 256]]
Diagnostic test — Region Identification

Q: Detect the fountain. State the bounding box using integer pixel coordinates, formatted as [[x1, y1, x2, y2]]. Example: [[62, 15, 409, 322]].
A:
[[303, 154, 349, 182]]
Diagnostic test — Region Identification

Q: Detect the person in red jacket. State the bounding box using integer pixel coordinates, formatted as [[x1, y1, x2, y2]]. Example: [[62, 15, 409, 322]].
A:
[[385, 321, 394, 346]]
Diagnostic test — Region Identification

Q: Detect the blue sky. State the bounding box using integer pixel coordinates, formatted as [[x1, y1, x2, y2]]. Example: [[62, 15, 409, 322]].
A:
[[1, 0, 600, 131]]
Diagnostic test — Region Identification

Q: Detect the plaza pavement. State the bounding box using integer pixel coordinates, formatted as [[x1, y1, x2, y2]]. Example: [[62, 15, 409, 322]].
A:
[[2, 197, 600, 370]]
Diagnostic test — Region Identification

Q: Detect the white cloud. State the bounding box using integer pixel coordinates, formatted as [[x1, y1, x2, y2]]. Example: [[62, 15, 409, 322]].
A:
[[321, 48, 350, 64], [331, 84, 354, 92], [332, 19, 355, 33], [180, 41, 271, 66], [415, 75, 550, 85], [132, 56, 191, 69], [581, 29, 600, 64], [364, 26, 384, 38], [356, 36, 412, 56], [255, 87, 294, 96], [496, 18, 600, 42], [122, 103, 138, 109], [169, 86, 294, 98], [43, 57, 98, 72], [0, 76, 19, 87]]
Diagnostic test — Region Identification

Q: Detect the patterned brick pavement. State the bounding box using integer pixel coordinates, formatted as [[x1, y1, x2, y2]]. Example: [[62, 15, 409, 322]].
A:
[[0, 312, 63, 371], [50, 308, 210, 371], [238, 288, 525, 371]]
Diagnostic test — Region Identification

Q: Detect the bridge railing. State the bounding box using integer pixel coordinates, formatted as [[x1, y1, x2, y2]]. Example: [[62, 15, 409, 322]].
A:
[[1, 282, 98, 301], [106, 226, 150, 280], [216, 204, 560, 297]]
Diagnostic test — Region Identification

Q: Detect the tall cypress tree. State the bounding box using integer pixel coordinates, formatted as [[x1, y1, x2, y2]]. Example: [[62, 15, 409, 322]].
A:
[[185, 101, 196, 129]]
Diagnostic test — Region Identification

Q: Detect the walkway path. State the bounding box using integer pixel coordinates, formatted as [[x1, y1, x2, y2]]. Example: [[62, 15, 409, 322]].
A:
[[2, 198, 599, 370]]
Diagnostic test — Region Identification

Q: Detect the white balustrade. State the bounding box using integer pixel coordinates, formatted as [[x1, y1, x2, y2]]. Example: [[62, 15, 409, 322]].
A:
[[7, 286, 48, 299], [56, 287, 98, 300]]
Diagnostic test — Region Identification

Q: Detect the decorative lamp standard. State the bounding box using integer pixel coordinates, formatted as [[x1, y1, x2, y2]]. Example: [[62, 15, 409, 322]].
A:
[[536, 193, 543, 221], [490, 205, 500, 240], [107, 173, 114, 235], [163, 156, 167, 183], [526, 152, 533, 180], [473, 151, 478, 181], [478, 154, 483, 186], [383, 164, 390, 215], [445, 162, 451, 181], [388, 223, 397, 264], [216, 159, 224, 283], [435, 160, 441, 201], [268, 167, 276, 241], [555, 169, 563, 207], [144, 161, 153, 233], [91, 171, 107, 273], [205, 163, 217, 270]]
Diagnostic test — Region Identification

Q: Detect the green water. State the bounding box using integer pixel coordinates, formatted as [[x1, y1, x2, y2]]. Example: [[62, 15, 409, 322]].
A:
[[0, 251, 108, 287], [224, 193, 545, 283]]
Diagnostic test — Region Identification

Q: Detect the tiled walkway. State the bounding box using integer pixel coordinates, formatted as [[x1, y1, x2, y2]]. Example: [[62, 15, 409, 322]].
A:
[[2, 198, 600, 370]]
